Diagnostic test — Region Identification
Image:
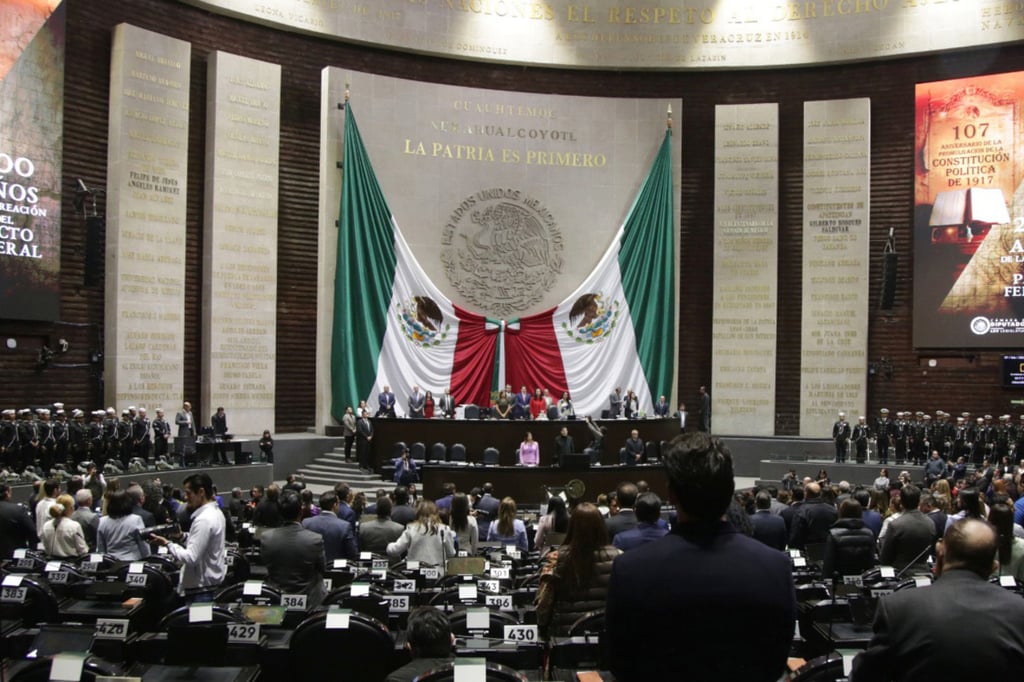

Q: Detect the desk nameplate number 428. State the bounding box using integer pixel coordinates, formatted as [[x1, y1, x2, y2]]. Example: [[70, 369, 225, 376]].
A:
[[95, 618, 130, 641]]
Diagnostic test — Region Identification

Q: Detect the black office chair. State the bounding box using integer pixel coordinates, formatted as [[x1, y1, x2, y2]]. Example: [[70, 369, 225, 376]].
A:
[[546, 405, 560, 420], [463, 405, 480, 420], [392, 441, 407, 459], [5, 655, 126, 682], [415, 661, 529, 682], [224, 548, 251, 584], [214, 581, 283, 605], [450, 443, 467, 462], [448, 607, 519, 638], [483, 447, 500, 466], [567, 609, 605, 636], [410, 441, 426, 460], [157, 605, 243, 666], [0, 574, 60, 627], [644, 440, 660, 462], [790, 653, 844, 682], [289, 609, 396, 681], [430, 442, 447, 462]]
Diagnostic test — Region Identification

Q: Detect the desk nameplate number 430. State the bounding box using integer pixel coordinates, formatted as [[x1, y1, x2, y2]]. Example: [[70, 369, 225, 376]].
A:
[[94, 618, 129, 641], [503, 624, 538, 643]]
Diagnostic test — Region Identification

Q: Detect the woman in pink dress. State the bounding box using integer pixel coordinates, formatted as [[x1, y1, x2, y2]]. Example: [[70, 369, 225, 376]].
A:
[[519, 432, 540, 466]]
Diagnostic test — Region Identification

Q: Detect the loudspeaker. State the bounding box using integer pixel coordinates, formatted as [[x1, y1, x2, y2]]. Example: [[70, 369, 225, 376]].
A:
[[84, 216, 105, 286], [879, 251, 897, 310]]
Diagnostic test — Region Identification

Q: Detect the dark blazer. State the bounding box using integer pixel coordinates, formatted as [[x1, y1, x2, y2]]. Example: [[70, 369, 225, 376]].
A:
[[302, 511, 358, 562], [789, 498, 838, 550], [822, 519, 876, 579], [607, 522, 795, 682], [612, 522, 668, 551], [605, 509, 638, 540], [880, 510, 935, 572], [852, 569, 1024, 681], [0, 499, 38, 559], [359, 517, 405, 556], [390, 504, 416, 526], [475, 494, 500, 518], [750, 510, 788, 551], [260, 522, 327, 606]]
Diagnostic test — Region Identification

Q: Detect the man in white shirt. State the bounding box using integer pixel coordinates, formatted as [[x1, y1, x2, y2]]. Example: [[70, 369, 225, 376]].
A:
[[151, 472, 226, 601], [35, 479, 60, 537]]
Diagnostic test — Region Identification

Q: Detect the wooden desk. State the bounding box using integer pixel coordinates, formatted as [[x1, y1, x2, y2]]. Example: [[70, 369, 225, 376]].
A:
[[370, 417, 680, 468], [420, 463, 669, 504]]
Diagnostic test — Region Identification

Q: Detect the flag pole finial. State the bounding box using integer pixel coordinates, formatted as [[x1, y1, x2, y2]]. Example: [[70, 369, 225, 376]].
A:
[[666, 103, 673, 130], [345, 78, 350, 104]]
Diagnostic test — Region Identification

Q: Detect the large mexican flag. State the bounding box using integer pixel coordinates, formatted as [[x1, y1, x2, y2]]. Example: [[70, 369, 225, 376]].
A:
[[331, 104, 675, 420]]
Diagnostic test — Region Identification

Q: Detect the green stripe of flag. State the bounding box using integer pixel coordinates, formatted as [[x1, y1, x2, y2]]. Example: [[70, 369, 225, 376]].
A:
[[331, 104, 397, 421], [618, 130, 676, 400]]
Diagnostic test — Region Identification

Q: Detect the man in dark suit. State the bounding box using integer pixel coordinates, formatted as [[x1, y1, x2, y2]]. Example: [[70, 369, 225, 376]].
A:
[[607, 432, 795, 682], [605, 481, 639, 540], [789, 482, 837, 550], [880, 485, 935, 573], [359, 497, 404, 555], [302, 490, 358, 562], [385, 606, 454, 682], [390, 485, 416, 526], [852, 518, 1024, 681], [261, 489, 327, 607], [334, 483, 357, 524], [377, 386, 396, 418], [621, 429, 645, 465], [613, 492, 668, 551], [0, 483, 38, 559], [653, 395, 670, 418], [356, 409, 374, 473], [750, 490, 787, 551], [174, 401, 196, 466], [513, 386, 531, 420], [407, 385, 425, 418], [437, 388, 456, 419]]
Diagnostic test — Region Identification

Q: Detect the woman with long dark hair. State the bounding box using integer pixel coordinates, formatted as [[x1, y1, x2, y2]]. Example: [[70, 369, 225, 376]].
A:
[[450, 492, 478, 555], [535, 503, 621, 639], [987, 502, 1024, 582], [535, 495, 569, 549]]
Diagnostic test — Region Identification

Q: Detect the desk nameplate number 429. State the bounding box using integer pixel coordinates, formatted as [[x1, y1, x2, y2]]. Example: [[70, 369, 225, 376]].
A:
[[227, 623, 261, 644]]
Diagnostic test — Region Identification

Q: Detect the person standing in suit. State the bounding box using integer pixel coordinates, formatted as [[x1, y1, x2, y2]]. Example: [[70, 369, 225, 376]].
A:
[[341, 406, 357, 461], [605, 482, 639, 540], [302, 490, 358, 562], [608, 387, 623, 418], [437, 388, 456, 419], [175, 401, 196, 467], [0, 483, 38, 559], [749, 490, 788, 551], [880, 484, 936, 573], [553, 427, 574, 466], [359, 496, 404, 555], [613, 492, 668, 551], [408, 385, 425, 418], [606, 432, 795, 682], [356, 409, 374, 473], [513, 386, 531, 420], [377, 386, 396, 418], [832, 411, 851, 463], [852, 518, 1024, 681], [653, 395, 670, 418], [698, 385, 711, 432], [262, 490, 327, 607]]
